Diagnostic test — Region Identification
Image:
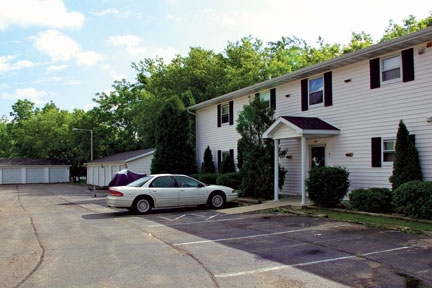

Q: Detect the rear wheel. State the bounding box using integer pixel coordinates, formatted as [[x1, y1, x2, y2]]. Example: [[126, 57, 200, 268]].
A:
[[209, 193, 225, 209], [132, 197, 152, 214]]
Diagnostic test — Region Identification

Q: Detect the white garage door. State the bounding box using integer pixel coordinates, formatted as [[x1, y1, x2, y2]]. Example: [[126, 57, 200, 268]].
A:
[[49, 168, 68, 183], [26, 168, 45, 183], [2, 168, 22, 184]]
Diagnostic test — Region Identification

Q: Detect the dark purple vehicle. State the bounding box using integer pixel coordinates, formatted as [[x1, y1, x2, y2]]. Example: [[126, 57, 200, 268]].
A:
[[108, 169, 147, 187]]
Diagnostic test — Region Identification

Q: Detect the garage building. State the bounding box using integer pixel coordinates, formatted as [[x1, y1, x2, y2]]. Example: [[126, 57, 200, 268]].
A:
[[0, 158, 70, 184]]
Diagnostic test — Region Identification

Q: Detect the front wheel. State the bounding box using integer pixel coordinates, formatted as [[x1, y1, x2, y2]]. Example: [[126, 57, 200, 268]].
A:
[[209, 193, 225, 209], [132, 197, 152, 214]]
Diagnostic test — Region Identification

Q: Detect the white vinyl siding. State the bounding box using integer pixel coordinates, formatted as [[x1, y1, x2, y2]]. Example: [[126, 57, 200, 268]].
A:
[[194, 42, 432, 195]]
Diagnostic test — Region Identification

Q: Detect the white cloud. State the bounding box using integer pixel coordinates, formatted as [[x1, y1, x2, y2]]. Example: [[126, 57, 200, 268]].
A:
[[0, 55, 34, 74], [47, 64, 67, 71], [0, 0, 84, 30], [33, 30, 103, 65], [1, 87, 47, 104], [91, 9, 119, 17]]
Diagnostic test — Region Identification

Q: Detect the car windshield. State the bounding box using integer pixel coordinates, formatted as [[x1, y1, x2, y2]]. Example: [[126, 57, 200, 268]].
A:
[[127, 175, 153, 187]]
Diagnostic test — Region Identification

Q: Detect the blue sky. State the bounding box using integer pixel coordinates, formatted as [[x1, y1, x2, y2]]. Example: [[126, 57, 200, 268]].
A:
[[1, 0, 431, 119]]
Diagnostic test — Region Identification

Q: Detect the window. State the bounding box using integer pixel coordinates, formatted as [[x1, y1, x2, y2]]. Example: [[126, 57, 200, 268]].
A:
[[217, 101, 233, 127], [382, 55, 401, 82], [370, 48, 414, 89], [301, 72, 332, 111], [221, 103, 229, 124], [309, 77, 324, 105], [260, 90, 270, 107], [383, 139, 396, 162]]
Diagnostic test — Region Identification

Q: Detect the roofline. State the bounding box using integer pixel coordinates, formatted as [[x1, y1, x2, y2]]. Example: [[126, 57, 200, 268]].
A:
[[125, 149, 155, 162], [189, 27, 432, 111]]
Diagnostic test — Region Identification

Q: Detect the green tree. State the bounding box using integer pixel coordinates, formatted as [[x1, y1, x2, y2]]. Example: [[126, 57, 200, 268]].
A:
[[236, 97, 286, 199], [200, 146, 216, 173], [389, 120, 423, 191], [150, 96, 197, 175], [381, 15, 432, 42], [343, 32, 374, 53], [219, 152, 235, 174]]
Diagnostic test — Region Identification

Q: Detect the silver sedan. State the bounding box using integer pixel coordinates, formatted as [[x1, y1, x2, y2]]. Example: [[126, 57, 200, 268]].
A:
[[106, 174, 238, 214]]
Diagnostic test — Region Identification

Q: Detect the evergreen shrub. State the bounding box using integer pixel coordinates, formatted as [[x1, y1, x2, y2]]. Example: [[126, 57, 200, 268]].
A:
[[349, 187, 393, 213], [306, 166, 350, 208], [191, 173, 217, 184], [393, 180, 432, 220], [216, 172, 241, 190]]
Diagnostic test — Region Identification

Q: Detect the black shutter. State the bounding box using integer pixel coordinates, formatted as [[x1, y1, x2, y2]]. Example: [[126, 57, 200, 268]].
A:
[[409, 134, 416, 145], [301, 79, 308, 111], [324, 71, 333, 107], [270, 88, 276, 110], [217, 104, 221, 127], [370, 58, 380, 89], [402, 48, 415, 82], [371, 137, 382, 167], [217, 150, 221, 171], [229, 101, 234, 125], [230, 149, 235, 172]]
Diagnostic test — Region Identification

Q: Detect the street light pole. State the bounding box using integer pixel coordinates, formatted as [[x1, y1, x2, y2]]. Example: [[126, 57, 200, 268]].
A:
[[72, 128, 95, 195]]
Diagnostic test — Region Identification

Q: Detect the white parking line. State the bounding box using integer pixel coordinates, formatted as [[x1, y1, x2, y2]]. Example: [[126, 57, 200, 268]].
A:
[[215, 246, 411, 278], [174, 228, 315, 246], [148, 216, 248, 228]]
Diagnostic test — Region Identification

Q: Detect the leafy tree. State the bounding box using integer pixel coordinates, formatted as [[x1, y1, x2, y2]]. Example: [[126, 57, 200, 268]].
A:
[[343, 32, 374, 53], [200, 146, 216, 173], [381, 15, 432, 42], [150, 96, 197, 175], [389, 120, 422, 191], [236, 97, 286, 199], [219, 152, 235, 174]]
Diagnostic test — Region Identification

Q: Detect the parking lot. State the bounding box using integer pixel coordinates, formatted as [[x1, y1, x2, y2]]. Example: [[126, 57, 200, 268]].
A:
[[2, 184, 432, 287]]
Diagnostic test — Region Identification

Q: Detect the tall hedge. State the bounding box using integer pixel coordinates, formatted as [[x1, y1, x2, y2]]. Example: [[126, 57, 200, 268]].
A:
[[200, 146, 216, 173], [389, 120, 422, 191]]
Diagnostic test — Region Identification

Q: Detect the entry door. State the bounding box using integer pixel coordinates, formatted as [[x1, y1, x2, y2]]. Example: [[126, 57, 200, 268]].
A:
[[311, 146, 325, 168]]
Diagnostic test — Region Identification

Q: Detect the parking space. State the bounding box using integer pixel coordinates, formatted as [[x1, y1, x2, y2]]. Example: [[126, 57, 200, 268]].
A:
[[3, 184, 432, 288], [132, 209, 432, 287]]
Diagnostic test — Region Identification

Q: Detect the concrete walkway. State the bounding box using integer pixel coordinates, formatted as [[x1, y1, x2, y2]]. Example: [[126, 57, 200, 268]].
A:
[[221, 196, 312, 214]]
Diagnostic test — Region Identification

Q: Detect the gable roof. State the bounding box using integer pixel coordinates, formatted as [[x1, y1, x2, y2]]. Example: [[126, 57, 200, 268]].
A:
[[263, 116, 340, 139], [88, 148, 155, 164], [189, 27, 432, 111], [0, 158, 70, 166]]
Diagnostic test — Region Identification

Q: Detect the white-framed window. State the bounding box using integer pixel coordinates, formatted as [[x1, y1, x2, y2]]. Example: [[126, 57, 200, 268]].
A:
[[381, 55, 401, 83], [383, 138, 396, 162], [309, 76, 324, 105], [221, 103, 229, 124], [259, 90, 270, 108]]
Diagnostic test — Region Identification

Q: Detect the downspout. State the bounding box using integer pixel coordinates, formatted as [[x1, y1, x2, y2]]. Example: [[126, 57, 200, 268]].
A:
[[301, 136, 307, 205], [274, 139, 279, 201]]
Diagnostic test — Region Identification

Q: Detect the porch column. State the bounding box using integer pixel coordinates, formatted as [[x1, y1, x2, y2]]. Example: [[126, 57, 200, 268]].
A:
[[274, 139, 279, 201], [301, 136, 307, 204]]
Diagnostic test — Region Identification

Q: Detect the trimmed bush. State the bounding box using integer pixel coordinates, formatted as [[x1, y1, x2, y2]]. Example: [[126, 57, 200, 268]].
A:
[[191, 173, 217, 184], [393, 180, 432, 220], [216, 172, 241, 190], [306, 166, 350, 208], [349, 188, 393, 213]]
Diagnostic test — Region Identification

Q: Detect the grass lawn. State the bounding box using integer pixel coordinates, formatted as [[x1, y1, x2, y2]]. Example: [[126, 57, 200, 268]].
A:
[[300, 207, 432, 234], [262, 205, 432, 235]]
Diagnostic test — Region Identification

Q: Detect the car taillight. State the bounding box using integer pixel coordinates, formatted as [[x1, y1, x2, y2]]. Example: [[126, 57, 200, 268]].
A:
[[232, 189, 236, 193], [109, 189, 123, 197]]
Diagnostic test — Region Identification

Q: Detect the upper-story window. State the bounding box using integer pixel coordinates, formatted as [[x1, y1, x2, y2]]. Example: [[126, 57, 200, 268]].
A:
[[217, 101, 233, 127], [381, 55, 401, 83], [301, 72, 332, 111], [370, 48, 414, 89], [221, 103, 229, 124], [309, 77, 324, 105], [255, 88, 276, 110], [260, 90, 270, 107]]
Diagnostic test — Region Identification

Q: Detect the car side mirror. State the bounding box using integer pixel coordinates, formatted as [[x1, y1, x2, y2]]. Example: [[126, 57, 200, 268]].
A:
[[198, 183, 205, 188]]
